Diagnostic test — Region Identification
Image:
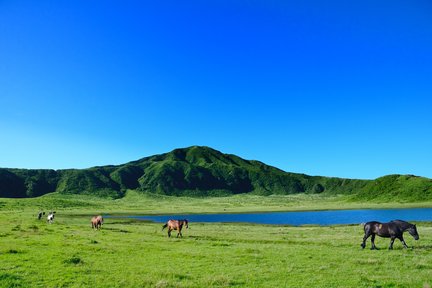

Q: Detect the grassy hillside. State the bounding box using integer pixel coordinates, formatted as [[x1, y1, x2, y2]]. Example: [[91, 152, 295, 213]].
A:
[[1, 146, 431, 201], [353, 174, 432, 201]]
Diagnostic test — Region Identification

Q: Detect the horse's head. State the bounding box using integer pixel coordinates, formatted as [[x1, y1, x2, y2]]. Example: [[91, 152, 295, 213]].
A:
[[183, 219, 189, 229], [408, 224, 419, 240]]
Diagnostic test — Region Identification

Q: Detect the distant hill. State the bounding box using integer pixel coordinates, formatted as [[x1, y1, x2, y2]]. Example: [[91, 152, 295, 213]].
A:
[[0, 146, 431, 201], [352, 174, 432, 201]]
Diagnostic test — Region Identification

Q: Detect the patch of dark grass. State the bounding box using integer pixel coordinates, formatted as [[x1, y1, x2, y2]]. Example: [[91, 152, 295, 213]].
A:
[[174, 274, 192, 280], [359, 276, 400, 288], [8, 249, 19, 254], [11, 225, 21, 231], [63, 256, 83, 265], [90, 240, 98, 244], [27, 225, 39, 231], [0, 273, 22, 287], [0, 273, 19, 280], [413, 245, 432, 250], [104, 227, 131, 233], [244, 248, 261, 254], [415, 264, 431, 270]]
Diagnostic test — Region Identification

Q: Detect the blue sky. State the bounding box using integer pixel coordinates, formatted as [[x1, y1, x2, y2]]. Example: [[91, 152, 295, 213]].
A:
[[1, 0, 431, 179]]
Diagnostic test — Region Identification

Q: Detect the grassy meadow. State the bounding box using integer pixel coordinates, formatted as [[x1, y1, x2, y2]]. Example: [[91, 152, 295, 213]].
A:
[[1, 192, 432, 287]]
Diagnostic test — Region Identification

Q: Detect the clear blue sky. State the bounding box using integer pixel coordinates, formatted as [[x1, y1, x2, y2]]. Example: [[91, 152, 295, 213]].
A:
[[1, 1, 431, 179]]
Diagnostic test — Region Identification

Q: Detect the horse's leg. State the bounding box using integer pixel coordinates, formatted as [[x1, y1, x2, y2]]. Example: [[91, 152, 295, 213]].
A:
[[370, 234, 378, 250], [178, 228, 182, 238], [389, 236, 396, 250], [399, 236, 409, 248], [361, 232, 371, 249], [168, 228, 172, 238]]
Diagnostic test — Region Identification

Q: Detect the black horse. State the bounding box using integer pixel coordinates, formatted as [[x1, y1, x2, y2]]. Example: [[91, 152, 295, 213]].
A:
[[361, 220, 419, 250]]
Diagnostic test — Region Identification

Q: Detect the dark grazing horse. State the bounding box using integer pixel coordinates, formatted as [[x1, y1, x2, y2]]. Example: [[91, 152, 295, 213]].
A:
[[91, 215, 104, 230], [162, 219, 189, 238], [361, 220, 419, 250]]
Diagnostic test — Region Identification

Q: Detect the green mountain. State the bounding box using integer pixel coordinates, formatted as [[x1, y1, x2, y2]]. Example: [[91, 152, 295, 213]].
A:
[[0, 146, 431, 200]]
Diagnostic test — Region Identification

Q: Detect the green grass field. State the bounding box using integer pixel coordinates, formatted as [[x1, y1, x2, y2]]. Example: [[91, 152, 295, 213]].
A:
[[1, 192, 432, 287]]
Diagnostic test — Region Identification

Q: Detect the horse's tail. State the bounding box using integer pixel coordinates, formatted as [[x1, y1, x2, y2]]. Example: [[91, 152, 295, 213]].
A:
[[162, 223, 168, 231]]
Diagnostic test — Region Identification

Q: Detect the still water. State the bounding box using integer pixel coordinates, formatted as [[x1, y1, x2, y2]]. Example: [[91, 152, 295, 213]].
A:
[[112, 208, 432, 226]]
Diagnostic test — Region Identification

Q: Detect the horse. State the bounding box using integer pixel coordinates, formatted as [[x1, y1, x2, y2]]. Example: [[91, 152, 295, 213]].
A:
[[361, 220, 419, 250], [162, 219, 189, 238], [47, 211, 56, 224], [91, 215, 104, 230], [38, 211, 45, 220]]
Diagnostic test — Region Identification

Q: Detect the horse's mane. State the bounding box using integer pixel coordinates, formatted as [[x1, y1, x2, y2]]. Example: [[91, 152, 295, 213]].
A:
[[390, 219, 414, 229], [391, 219, 409, 224]]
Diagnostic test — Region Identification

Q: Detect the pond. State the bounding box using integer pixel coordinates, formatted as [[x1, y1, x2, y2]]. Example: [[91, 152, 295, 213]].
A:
[[108, 207, 432, 226]]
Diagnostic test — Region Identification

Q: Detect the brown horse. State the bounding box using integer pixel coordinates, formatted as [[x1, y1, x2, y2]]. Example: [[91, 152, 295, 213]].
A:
[[162, 219, 189, 238], [91, 215, 104, 230], [361, 220, 419, 250]]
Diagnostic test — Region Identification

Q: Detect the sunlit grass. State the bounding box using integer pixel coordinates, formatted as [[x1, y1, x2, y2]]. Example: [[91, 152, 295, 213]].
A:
[[1, 192, 431, 287], [2, 190, 432, 215]]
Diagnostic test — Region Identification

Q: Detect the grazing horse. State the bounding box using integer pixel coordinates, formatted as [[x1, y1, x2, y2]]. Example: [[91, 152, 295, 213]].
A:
[[361, 220, 419, 250], [162, 219, 189, 238], [47, 211, 56, 224], [38, 211, 45, 220], [91, 215, 104, 230]]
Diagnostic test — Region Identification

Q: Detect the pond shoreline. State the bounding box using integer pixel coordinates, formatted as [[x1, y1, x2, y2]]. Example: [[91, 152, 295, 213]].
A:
[[98, 201, 432, 217], [104, 207, 432, 226]]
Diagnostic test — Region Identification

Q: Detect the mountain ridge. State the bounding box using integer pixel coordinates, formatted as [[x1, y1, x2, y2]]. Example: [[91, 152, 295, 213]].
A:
[[1, 146, 431, 200]]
